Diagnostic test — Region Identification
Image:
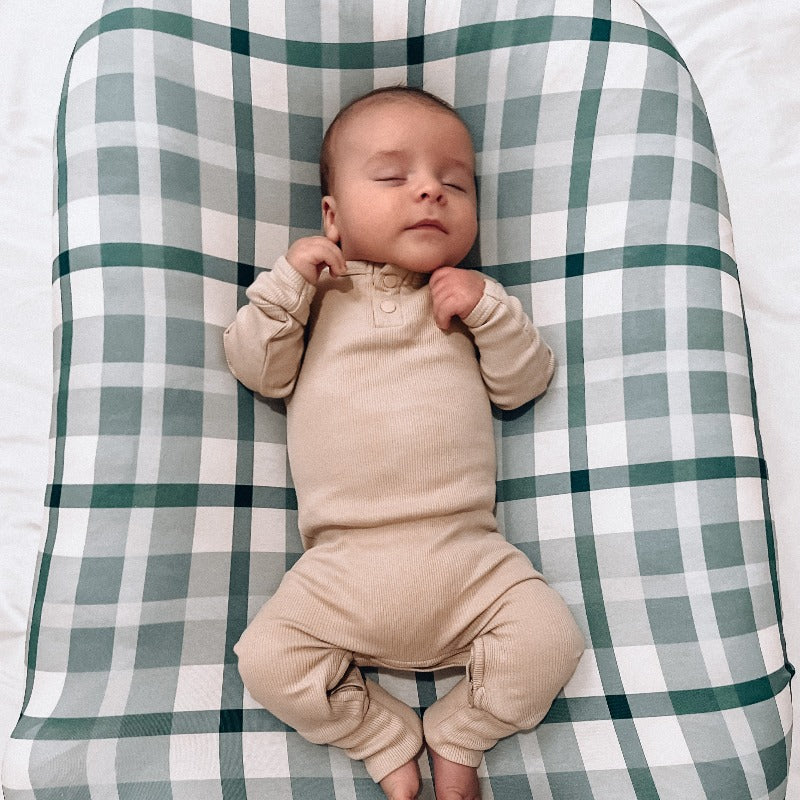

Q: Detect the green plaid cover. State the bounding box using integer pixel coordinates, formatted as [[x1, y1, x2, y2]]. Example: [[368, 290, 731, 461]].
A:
[[3, 0, 793, 798]]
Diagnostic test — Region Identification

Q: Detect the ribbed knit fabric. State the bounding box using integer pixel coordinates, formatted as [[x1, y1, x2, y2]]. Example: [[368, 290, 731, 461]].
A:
[[225, 258, 583, 782]]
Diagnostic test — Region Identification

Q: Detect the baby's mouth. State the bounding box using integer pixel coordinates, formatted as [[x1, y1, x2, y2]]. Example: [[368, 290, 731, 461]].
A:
[[408, 219, 447, 233]]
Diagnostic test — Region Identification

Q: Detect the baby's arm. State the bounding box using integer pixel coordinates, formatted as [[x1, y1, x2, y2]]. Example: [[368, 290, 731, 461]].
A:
[[223, 236, 344, 398], [432, 268, 554, 410]]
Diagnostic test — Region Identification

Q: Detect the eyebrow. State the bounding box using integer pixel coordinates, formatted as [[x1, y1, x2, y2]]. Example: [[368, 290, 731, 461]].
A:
[[364, 149, 474, 173]]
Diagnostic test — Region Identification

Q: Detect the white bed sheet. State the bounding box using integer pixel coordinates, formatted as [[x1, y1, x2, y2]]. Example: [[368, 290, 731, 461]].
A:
[[0, 1, 796, 797]]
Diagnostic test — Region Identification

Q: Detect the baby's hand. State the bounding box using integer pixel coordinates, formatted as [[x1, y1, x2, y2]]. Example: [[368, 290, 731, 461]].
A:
[[286, 234, 346, 285], [429, 266, 485, 330]]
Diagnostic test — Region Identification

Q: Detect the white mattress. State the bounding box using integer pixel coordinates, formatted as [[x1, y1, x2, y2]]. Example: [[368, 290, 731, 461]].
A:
[[1, 0, 797, 795]]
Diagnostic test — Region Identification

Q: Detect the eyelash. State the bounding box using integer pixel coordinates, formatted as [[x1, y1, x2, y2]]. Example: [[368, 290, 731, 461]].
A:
[[376, 177, 466, 192]]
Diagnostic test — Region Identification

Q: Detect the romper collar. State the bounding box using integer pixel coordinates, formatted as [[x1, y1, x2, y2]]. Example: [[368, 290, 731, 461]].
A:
[[341, 260, 428, 289]]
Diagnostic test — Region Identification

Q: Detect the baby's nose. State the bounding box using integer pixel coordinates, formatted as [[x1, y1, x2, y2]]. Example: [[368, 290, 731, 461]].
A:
[[418, 178, 445, 203]]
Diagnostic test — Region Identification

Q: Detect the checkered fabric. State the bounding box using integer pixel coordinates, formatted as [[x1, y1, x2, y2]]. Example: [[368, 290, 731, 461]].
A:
[[3, 0, 793, 798]]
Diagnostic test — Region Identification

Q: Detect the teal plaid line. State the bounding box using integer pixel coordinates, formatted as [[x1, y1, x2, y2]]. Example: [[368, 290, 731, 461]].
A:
[[46, 483, 297, 510], [497, 457, 768, 503], [12, 668, 790, 741], [564, 23, 657, 798], [43, 455, 763, 509], [53, 243, 737, 285], [224, 10, 257, 793], [69, 8, 681, 70]]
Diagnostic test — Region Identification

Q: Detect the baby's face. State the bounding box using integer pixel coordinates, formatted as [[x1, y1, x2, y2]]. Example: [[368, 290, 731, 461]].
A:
[[322, 100, 478, 273]]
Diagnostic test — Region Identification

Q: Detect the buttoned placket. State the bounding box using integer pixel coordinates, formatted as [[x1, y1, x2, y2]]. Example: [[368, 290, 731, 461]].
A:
[[371, 265, 406, 327]]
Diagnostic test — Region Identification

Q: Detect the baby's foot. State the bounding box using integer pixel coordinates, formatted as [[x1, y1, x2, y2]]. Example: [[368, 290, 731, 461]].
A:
[[429, 749, 481, 800], [379, 758, 421, 800]]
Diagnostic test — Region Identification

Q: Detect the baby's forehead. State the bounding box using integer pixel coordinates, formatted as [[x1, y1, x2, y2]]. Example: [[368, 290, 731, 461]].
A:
[[333, 97, 475, 158]]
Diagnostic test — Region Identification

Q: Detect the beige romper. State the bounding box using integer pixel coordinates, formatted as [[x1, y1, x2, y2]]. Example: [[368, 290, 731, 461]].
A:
[[224, 257, 584, 782]]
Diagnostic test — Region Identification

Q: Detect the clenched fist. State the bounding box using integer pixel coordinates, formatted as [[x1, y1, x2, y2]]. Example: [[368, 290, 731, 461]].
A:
[[286, 234, 347, 285], [429, 266, 485, 330]]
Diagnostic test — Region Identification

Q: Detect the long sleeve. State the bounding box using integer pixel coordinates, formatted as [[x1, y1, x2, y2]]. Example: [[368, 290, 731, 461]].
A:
[[462, 277, 555, 410], [223, 256, 316, 398]]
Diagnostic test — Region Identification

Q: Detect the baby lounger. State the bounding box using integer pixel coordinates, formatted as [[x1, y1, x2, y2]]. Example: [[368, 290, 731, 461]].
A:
[[3, 0, 793, 798]]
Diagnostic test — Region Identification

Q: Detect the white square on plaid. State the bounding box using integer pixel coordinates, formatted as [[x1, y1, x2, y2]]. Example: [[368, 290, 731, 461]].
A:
[[759, 625, 790, 675], [50, 508, 91, 558], [193, 41, 234, 101], [615, 646, 668, 694], [530, 279, 565, 328], [585, 201, 630, 252], [736, 477, 768, 524], [199, 437, 238, 484], [255, 221, 290, 268], [590, 488, 634, 535], [170, 733, 222, 781], [67, 33, 100, 92], [563, 648, 604, 697], [203, 277, 239, 330], [68, 267, 105, 320], [250, 59, 289, 113], [201, 208, 241, 263], [720, 271, 744, 317], [603, 42, 648, 91], [61, 435, 99, 484], [574, 720, 628, 770], [609, 0, 647, 27], [533, 428, 571, 475], [192, 507, 234, 553], [173, 664, 224, 712], [718, 212, 735, 259], [423, 1, 461, 34], [372, 1, 411, 41], [542, 40, 591, 95], [553, 0, 596, 18], [241, 732, 291, 778], [250, 507, 287, 553], [252, 441, 288, 486], [535, 493, 575, 542], [582, 269, 622, 319], [23, 671, 67, 718], [530, 209, 568, 260], [67, 196, 102, 250], [730, 413, 759, 458], [421, 59, 457, 108], [190, 0, 231, 27], [634, 717, 693, 766], [586, 421, 629, 469], [247, 0, 285, 38]]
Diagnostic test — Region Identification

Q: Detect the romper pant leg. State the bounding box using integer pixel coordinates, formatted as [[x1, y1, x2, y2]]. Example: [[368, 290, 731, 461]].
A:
[[422, 578, 585, 767], [234, 604, 424, 783]]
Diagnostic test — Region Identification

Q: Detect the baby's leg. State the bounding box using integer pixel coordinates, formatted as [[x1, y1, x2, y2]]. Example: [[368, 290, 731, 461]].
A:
[[234, 605, 423, 787], [423, 579, 584, 792]]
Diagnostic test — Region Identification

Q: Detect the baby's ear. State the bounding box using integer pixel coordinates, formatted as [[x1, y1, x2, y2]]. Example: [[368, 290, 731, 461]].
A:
[[321, 197, 339, 243]]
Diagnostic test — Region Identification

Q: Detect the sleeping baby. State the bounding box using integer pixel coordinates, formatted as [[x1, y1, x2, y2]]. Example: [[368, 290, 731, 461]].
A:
[[224, 85, 584, 800]]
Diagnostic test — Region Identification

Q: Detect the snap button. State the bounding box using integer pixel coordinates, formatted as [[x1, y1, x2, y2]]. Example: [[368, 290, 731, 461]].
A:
[[383, 274, 399, 289], [380, 300, 397, 313]]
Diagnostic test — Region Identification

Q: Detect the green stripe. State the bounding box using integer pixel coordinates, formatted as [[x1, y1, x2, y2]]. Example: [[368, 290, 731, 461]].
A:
[[53, 242, 737, 285], [13, 668, 790, 741], [497, 457, 768, 503], [221, 3, 257, 792], [46, 483, 296, 510], [44, 456, 762, 511], [69, 8, 683, 70]]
